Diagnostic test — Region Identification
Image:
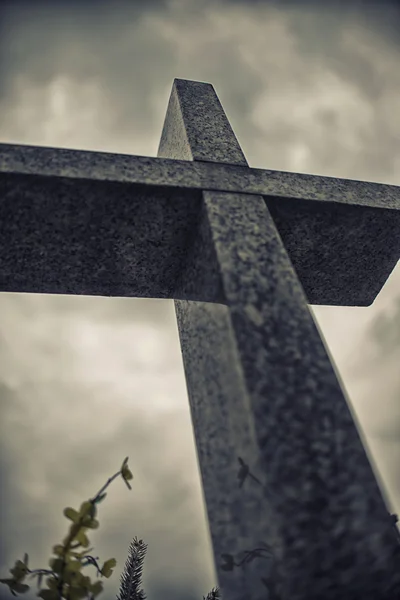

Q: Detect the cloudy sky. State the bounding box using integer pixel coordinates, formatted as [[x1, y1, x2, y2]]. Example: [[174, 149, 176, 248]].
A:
[[0, 1, 399, 599]]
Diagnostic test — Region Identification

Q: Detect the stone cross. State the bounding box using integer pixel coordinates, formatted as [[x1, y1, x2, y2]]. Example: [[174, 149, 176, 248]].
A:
[[1, 78, 399, 600]]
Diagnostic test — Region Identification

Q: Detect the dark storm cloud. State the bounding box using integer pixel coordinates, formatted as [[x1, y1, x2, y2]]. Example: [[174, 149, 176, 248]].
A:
[[0, 0, 174, 140], [273, 1, 400, 100], [0, 0, 269, 155], [224, 0, 400, 40], [1, 0, 399, 174], [1, 0, 399, 110], [212, 0, 400, 109]]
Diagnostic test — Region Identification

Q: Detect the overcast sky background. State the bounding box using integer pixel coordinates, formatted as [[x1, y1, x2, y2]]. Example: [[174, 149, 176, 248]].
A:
[[0, 1, 399, 599]]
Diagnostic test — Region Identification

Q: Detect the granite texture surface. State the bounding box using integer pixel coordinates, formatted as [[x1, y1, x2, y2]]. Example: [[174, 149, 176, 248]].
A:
[[1, 143, 399, 306], [1, 77, 400, 599], [2, 141, 400, 211], [158, 78, 400, 600]]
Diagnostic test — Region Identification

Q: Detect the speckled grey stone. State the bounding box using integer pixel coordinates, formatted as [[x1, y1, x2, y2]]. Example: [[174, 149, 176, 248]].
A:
[[0, 78, 400, 600], [158, 79, 400, 600], [1, 138, 399, 305]]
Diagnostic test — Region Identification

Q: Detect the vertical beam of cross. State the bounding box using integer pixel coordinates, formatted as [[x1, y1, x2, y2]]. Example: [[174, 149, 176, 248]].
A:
[[157, 79, 400, 600]]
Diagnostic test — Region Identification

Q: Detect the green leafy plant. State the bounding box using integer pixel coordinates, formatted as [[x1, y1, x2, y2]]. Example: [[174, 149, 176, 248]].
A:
[[0, 457, 220, 600], [2, 456, 398, 600], [0, 457, 134, 600]]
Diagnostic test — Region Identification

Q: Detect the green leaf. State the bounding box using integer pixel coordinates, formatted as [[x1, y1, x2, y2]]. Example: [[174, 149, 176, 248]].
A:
[[63, 507, 79, 523], [78, 501, 95, 519], [65, 560, 82, 574], [66, 522, 84, 545], [9, 582, 30, 594], [83, 517, 99, 529], [69, 574, 91, 595], [100, 558, 116, 578], [52, 544, 65, 557], [0, 578, 30, 597], [89, 580, 104, 598], [70, 542, 81, 550], [120, 456, 129, 471], [122, 477, 132, 490], [10, 560, 29, 582], [94, 492, 107, 504], [63, 569, 80, 586], [89, 502, 97, 520], [38, 590, 59, 600], [48, 558, 64, 575], [75, 529, 90, 548], [121, 466, 133, 481], [121, 465, 133, 490], [45, 576, 58, 590], [68, 588, 88, 600]]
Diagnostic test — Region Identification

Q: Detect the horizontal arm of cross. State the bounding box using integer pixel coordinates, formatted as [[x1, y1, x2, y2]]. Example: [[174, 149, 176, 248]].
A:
[[1, 142, 399, 210], [1, 142, 399, 306]]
